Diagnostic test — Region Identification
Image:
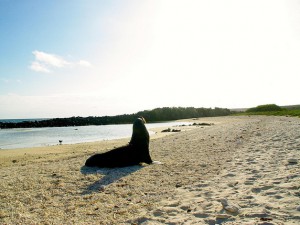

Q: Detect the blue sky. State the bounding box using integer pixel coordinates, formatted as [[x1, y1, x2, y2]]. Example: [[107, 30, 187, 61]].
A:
[[1, 0, 300, 119]]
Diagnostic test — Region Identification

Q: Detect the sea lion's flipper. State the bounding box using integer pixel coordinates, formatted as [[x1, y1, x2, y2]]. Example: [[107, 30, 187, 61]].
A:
[[152, 161, 163, 165]]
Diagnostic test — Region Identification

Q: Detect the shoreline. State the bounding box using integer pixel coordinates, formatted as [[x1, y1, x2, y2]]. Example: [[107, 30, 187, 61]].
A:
[[0, 120, 197, 168], [0, 120, 194, 150], [1, 116, 299, 224]]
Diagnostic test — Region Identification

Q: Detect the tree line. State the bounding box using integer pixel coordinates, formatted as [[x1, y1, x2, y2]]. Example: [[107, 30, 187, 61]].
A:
[[0, 107, 232, 129], [245, 104, 283, 112]]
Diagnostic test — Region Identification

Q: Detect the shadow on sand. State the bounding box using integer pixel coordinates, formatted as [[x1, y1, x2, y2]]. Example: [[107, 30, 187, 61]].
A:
[[80, 165, 143, 195]]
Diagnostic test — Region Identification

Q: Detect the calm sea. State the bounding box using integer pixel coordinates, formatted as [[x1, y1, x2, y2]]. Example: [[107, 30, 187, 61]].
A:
[[0, 121, 190, 150], [0, 118, 49, 123]]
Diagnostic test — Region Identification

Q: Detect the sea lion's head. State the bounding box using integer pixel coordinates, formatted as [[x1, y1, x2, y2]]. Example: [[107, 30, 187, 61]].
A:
[[138, 117, 146, 124], [133, 117, 146, 130], [131, 117, 149, 143]]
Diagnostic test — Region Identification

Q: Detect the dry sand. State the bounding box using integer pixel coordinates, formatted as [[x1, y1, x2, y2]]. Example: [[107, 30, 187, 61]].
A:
[[0, 116, 299, 225]]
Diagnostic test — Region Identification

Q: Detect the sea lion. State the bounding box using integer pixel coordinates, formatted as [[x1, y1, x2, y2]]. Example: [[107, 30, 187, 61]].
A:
[[85, 117, 153, 168]]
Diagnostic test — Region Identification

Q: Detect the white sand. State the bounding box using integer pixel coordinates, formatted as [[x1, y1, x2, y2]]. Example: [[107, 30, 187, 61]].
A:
[[0, 116, 299, 224]]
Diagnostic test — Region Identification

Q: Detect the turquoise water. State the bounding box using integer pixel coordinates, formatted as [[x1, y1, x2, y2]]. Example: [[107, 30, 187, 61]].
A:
[[0, 121, 190, 149]]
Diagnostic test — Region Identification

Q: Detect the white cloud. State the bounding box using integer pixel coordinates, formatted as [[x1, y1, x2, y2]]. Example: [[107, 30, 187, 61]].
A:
[[33, 51, 70, 68], [78, 60, 92, 67], [29, 61, 50, 73], [29, 50, 92, 73]]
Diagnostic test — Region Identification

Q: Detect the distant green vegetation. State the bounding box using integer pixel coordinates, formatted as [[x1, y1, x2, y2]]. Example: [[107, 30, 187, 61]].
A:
[[0, 107, 232, 129], [246, 104, 283, 112], [235, 104, 300, 117]]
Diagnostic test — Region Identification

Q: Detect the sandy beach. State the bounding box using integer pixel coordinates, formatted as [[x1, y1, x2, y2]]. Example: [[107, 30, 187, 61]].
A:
[[0, 116, 299, 225]]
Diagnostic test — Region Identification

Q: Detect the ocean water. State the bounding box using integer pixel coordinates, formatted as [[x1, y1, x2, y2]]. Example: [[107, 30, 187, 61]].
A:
[[0, 121, 190, 150], [0, 118, 49, 123]]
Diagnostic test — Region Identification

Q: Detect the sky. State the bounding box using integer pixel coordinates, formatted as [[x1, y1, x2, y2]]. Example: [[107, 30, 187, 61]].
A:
[[0, 0, 300, 119]]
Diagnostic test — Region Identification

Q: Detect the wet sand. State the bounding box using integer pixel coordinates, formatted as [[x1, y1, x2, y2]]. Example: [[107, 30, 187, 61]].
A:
[[0, 116, 299, 224]]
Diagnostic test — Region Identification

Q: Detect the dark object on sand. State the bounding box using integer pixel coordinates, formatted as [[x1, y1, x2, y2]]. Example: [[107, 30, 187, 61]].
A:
[[85, 117, 153, 168], [161, 128, 181, 133], [192, 122, 213, 126]]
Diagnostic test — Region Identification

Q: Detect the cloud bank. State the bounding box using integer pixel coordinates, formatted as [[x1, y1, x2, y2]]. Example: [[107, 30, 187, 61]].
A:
[[29, 51, 92, 73]]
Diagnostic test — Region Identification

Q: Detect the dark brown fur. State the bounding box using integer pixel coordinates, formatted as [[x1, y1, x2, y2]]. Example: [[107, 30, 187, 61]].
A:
[[85, 117, 152, 168]]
